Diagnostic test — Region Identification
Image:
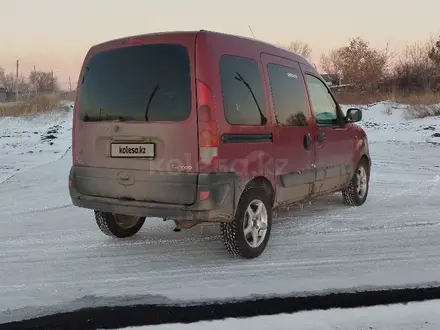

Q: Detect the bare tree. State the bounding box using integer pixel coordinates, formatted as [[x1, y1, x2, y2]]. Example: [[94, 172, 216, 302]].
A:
[[320, 37, 388, 88], [320, 49, 343, 77], [0, 68, 28, 93], [393, 39, 439, 91], [279, 40, 313, 60], [428, 38, 440, 66], [2, 73, 15, 92], [4, 73, 28, 93], [0, 67, 5, 87], [29, 71, 59, 93]]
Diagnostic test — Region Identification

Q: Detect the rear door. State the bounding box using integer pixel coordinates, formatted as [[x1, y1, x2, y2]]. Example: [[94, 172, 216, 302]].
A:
[[215, 54, 274, 184], [73, 35, 199, 204], [261, 54, 316, 203], [301, 70, 353, 194]]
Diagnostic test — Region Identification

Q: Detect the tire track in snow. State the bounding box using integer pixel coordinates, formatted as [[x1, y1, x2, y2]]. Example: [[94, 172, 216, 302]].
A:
[[0, 113, 73, 185], [12, 203, 73, 216], [0, 145, 71, 185]]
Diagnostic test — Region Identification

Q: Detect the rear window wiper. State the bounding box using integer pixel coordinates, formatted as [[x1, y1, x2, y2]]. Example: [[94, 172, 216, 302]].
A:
[[144, 84, 160, 121], [81, 67, 90, 85], [234, 72, 267, 125]]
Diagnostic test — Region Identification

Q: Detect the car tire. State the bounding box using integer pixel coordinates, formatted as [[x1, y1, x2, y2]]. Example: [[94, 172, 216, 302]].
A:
[[342, 159, 370, 206], [220, 186, 272, 259], [95, 211, 146, 238]]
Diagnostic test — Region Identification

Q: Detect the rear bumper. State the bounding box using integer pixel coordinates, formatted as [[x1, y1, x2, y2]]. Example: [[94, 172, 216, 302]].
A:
[[69, 166, 237, 222]]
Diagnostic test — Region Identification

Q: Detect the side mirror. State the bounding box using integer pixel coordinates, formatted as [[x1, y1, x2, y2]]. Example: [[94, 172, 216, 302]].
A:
[[346, 108, 362, 122]]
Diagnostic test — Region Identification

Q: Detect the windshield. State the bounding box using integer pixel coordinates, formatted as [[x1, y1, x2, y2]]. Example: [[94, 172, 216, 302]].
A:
[[78, 43, 191, 122]]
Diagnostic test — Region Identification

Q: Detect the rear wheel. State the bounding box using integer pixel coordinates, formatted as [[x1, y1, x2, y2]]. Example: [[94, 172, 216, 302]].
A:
[[95, 211, 145, 238], [220, 187, 272, 259], [342, 159, 370, 206]]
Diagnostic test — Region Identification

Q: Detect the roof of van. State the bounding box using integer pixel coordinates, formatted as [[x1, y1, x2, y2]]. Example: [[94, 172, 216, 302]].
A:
[[90, 30, 316, 69]]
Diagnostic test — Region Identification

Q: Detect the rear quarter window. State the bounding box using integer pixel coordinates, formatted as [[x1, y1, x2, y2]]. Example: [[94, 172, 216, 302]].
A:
[[219, 55, 267, 126], [78, 43, 191, 122]]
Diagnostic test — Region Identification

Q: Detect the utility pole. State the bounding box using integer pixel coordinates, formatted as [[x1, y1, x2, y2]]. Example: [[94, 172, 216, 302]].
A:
[[51, 70, 54, 94], [69, 76, 72, 93], [15, 60, 19, 101], [31, 65, 37, 97]]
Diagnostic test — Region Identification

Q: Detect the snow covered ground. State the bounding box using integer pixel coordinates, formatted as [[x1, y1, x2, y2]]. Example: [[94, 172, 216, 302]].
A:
[[123, 300, 440, 330], [1, 101, 440, 324], [0, 103, 73, 183], [345, 101, 440, 144]]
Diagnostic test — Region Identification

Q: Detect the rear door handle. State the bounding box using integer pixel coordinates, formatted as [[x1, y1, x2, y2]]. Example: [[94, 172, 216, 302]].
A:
[[303, 133, 312, 150], [317, 132, 326, 142]]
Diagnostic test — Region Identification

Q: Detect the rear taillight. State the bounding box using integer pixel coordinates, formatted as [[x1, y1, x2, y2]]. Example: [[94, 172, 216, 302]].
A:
[[72, 104, 77, 165], [197, 80, 218, 172]]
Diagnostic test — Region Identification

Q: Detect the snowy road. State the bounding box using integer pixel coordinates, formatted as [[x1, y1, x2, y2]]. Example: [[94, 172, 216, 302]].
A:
[[1, 102, 440, 323], [127, 300, 440, 330]]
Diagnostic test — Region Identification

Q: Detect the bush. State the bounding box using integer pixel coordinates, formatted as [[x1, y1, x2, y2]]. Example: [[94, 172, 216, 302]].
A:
[[0, 94, 65, 117], [320, 37, 389, 88], [391, 39, 440, 92], [335, 89, 439, 105], [334, 89, 440, 119], [334, 90, 390, 105], [404, 104, 440, 119]]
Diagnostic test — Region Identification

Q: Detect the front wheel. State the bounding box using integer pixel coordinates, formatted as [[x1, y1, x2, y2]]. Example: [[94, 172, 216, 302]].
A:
[[342, 159, 370, 206], [220, 187, 272, 259], [95, 211, 145, 238]]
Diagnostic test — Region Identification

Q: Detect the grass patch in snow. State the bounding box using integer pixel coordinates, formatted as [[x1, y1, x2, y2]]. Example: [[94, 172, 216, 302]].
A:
[[335, 90, 440, 119], [0, 94, 70, 117], [404, 104, 440, 119]]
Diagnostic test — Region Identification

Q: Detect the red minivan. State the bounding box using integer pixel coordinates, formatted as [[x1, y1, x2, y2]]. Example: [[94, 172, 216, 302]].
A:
[[69, 30, 371, 259]]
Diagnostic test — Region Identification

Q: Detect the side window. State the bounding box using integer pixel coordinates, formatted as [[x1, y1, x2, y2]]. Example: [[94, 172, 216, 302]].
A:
[[305, 74, 338, 125], [219, 55, 267, 126], [267, 63, 310, 126]]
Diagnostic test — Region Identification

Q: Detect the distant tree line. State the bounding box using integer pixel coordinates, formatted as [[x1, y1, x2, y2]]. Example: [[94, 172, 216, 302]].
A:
[[281, 35, 440, 93], [0, 67, 59, 100], [3, 34, 440, 102]]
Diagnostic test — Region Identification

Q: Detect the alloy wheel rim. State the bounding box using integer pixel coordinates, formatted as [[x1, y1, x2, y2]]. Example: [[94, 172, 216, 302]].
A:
[[243, 199, 268, 248], [356, 166, 368, 198]]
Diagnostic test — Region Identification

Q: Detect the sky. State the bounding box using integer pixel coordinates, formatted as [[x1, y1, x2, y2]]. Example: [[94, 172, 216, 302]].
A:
[[1, 0, 440, 90]]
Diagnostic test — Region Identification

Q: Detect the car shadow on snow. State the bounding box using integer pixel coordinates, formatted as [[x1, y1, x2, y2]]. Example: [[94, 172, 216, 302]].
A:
[[110, 193, 347, 242], [81, 193, 353, 264], [2, 285, 440, 330]]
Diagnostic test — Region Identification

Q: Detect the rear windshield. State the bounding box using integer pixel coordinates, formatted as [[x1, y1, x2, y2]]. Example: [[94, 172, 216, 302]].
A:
[[78, 43, 191, 122]]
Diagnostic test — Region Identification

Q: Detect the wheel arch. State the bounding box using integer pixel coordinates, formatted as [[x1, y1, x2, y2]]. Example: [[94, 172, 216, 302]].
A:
[[359, 153, 371, 173], [223, 175, 274, 259], [234, 176, 275, 215]]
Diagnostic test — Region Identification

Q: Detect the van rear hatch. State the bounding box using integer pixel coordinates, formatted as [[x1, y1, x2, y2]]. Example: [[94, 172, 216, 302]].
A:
[[72, 33, 199, 205]]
